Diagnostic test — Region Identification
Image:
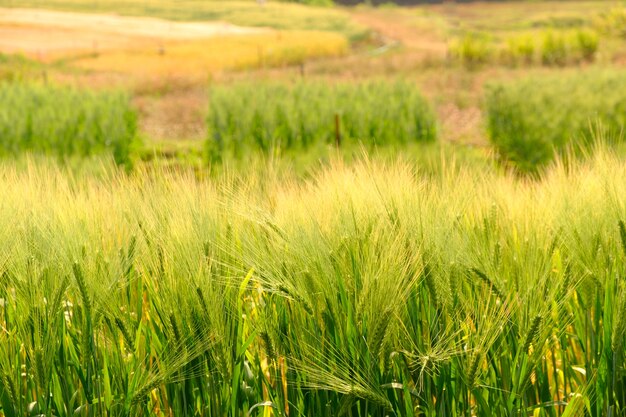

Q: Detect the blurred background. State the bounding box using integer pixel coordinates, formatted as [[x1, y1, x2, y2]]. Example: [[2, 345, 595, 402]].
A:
[[1, 0, 626, 173]]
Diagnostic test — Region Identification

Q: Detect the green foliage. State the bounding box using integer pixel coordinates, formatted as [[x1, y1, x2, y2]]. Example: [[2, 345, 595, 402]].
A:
[[529, 15, 588, 29], [0, 151, 625, 415], [449, 33, 493, 68], [503, 34, 536, 65], [594, 6, 626, 37], [577, 29, 600, 61], [0, 54, 46, 82], [0, 82, 139, 166], [205, 80, 436, 162], [539, 30, 598, 66], [539, 29, 599, 66], [541, 31, 569, 66], [454, 29, 599, 68], [486, 70, 626, 173]]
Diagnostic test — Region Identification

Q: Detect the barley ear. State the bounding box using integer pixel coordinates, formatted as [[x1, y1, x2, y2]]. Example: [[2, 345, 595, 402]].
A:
[[523, 314, 543, 354]]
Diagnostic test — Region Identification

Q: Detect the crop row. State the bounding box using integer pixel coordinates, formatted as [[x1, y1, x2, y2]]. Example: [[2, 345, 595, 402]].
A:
[[2, 73, 626, 173], [206, 80, 437, 161], [0, 83, 138, 166], [450, 29, 600, 68], [485, 70, 626, 173]]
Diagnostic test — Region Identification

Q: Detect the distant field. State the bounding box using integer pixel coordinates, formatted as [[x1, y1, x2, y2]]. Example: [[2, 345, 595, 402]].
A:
[[73, 31, 347, 77], [425, 1, 619, 33], [0, 8, 265, 57], [0, 8, 348, 77], [0, 0, 368, 41], [1, 0, 625, 157], [0, 82, 137, 165], [205, 79, 436, 161]]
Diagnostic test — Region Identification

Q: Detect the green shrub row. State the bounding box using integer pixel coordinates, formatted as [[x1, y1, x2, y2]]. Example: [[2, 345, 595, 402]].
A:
[[451, 29, 599, 68], [206, 80, 437, 161], [6, 72, 626, 176], [486, 70, 626, 173], [0, 82, 138, 166]]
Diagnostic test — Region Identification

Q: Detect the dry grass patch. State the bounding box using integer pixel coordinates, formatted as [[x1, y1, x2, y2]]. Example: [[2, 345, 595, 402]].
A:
[[71, 31, 348, 77]]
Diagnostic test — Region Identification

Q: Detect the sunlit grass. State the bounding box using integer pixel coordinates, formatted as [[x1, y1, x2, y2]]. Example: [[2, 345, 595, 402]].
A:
[[70, 31, 348, 76]]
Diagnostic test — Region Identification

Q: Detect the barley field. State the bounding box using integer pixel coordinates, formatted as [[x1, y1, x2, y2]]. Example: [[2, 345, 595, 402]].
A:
[[1, 0, 626, 415], [1, 151, 626, 416], [205, 80, 436, 161], [0, 82, 138, 166], [486, 70, 626, 172]]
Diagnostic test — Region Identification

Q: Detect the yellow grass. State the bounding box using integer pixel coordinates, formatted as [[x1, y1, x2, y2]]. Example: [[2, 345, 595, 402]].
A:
[[72, 31, 348, 76]]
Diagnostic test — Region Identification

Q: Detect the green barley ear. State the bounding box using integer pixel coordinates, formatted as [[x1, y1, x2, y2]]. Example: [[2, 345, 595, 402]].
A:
[[370, 307, 393, 359], [121, 235, 137, 280], [194, 288, 229, 377], [467, 349, 482, 389], [34, 347, 46, 390], [131, 379, 162, 406], [115, 317, 135, 352], [471, 268, 504, 300], [1, 374, 17, 407], [619, 220, 626, 257], [196, 287, 209, 316], [523, 314, 543, 354], [190, 309, 209, 342], [203, 240, 211, 261], [72, 262, 91, 322], [49, 277, 69, 319], [423, 262, 439, 307], [157, 246, 166, 277], [137, 221, 152, 249], [72, 262, 94, 402], [127, 235, 137, 260], [611, 289, 626, 352], [169, 313, 181, 343], [277, 283, 313, 314], [560, 265, 572, 299], [260, 331, 276, 362], [350, 385, 393, 411], [449, 262, 460, 306]]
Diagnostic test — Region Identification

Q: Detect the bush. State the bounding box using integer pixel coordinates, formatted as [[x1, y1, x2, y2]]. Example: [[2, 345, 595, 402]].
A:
[[540, 30, 599, 66], [463, 29, 598, 68], [205, 80, 436, 161], [576, 29, 599, 61], [449, 34, 493, 68], [594, 7, 626, 37], [541, 31, 568, 66], [486, 71, 626, 173], [503, 35, 536, 66], [529, 15, 588, 29], [0, 82, 138, 166]]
